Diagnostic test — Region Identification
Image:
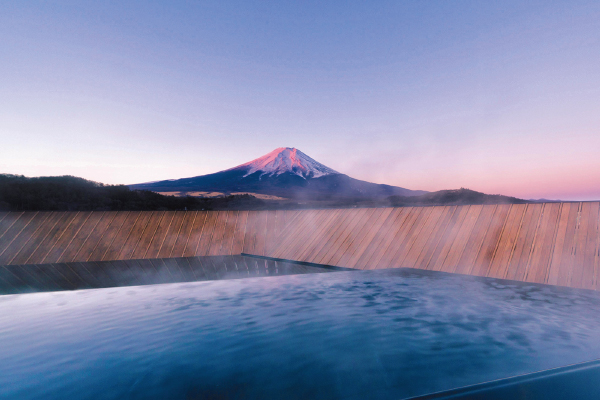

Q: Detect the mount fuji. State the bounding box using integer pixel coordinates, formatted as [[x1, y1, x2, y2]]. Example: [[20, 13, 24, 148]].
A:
[[130, 148, 427, 199]]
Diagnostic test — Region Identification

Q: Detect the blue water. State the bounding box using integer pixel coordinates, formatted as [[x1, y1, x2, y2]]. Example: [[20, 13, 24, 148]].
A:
[[2, 268, 600, 400]]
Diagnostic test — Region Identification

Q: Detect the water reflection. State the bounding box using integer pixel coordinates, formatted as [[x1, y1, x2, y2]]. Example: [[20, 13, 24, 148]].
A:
[[1, 268, 600, 399]]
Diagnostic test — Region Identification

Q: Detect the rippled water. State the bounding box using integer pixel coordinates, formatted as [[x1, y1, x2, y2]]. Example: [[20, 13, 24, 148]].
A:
[[2, 268, 600, 400]]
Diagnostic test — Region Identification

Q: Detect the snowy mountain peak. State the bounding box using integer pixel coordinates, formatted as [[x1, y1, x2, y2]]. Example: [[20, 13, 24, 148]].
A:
[[229, 147, 339, 179]]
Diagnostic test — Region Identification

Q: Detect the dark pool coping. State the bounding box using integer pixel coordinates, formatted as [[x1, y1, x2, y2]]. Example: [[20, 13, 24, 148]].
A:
[[241, 253, 355, 272], [405, 358, 600, 400]]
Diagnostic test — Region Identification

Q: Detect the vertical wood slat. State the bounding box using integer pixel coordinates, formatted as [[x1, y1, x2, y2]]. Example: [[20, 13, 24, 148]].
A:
[[374, 207, 423, 269], [555, 203, 581, 287], [442, 205, 483, 273], [346, 208, 395, 270], [99, 211, 139, 261], [42, 212, 90, 264], [471, 204, 511, 277], [170, 211, 198, 257], [144, 211, 176, 259], [526, 203, 562, 284], [504, 204, 543, 281], [0, 212, 39, 260], [486, 204, 527, 279], [3, 205, 600, 291], [354, 208, 407, 270], [157, 212, 186, 258], [130, 211, 166, 260], [11, 212, 66, 265], [57, 211, 106, 263], [427, 205, 471, 271], [297, 209, 343, 263], [292, 210, 334, 262], [88, 211, 130, 261], [182, 212, 208, 257], [414, 206, 458, 270], [0, 211, 50, 265]]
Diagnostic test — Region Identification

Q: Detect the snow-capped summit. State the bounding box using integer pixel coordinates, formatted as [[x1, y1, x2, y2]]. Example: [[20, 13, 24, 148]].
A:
[[130, 147, 427, 199], [228, 147, 339, 179]]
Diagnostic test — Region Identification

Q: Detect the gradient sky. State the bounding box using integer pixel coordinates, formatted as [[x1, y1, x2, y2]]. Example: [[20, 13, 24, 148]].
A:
[[1, 1, 599, 200]]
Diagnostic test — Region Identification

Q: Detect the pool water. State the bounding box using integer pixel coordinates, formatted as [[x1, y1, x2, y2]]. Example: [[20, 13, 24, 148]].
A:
[[2, 268, 600, 399]]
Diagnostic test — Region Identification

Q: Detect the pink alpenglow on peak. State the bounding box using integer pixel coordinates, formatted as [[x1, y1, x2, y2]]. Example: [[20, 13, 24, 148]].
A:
[[229, 147, 340, 179]]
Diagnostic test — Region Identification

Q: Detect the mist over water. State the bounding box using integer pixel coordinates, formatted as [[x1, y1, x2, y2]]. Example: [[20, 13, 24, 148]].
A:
[[2, 268, 600, 399]]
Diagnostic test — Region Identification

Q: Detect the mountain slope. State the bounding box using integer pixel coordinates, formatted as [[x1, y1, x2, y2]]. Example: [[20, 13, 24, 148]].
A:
[[130, 147, 426, 199]]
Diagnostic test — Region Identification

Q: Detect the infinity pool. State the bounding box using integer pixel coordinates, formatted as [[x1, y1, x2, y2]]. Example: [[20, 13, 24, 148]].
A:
[[2, 268, 600, 399]]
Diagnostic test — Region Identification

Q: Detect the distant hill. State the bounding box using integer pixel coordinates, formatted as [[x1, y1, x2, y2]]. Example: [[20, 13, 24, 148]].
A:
[[386, 188, 528, 207], [0, 174, 266, 211], [0, 175, 531, 212], [130, 147, 427, 200]]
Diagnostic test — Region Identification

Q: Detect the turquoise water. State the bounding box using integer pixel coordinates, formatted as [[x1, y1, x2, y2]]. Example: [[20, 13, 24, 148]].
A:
[[2, 268, 600, 399]]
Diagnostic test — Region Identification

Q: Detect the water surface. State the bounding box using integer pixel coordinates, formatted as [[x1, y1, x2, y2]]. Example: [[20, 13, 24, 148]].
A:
[[2, 268, 600, 399]]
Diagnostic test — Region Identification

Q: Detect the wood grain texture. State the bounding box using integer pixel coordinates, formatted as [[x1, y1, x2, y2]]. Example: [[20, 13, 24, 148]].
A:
[[3, 205, 600, 290], [265, 204, 600, 290]]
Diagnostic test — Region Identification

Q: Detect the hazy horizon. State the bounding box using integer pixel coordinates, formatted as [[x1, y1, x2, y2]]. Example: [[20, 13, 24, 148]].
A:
[[2, 1, 599, 200]]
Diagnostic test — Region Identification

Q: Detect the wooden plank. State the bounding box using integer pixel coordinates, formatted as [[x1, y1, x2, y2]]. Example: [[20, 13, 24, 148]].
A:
[[278, 209, 326, 260], [196, 211, 220, 256], [99, 211, 140, 261], [570, 202, 591, 289], [375, 207, 425, 269], [170, 211, 197, 257], [327, 208, 376, 267], [335, 208, 383, 266], [312, 209, 359, 265], [252, 211, 269, 256], [400, 206, 447, 269], [24, 213, 74, 264], [486, 204, 527, 279], [158, 211, 187, 258], [594, 204, 600, 290], [0, 212, 24, 240], [413, 206, 458, 270], [219, 211, 239, 255], [0, 211, 51, 265], [115, 212, 153, 260], [504, 204, 543, 282], [73, 211, 117, 262], [207, 211, 229, 256], [56, 211, 106, 263], [49, 211, 95, 263], [143, 211, 176, 258], [230, 211, 249, 255], [264, 210, 278, 255], [441, 205, 482, 273], [240, 211, 259, 255], [297, 209, 343, 263], [353, 208, 406, 270], [547, 203, 571, 286], [344, 208, 396, 269], [428, 205, 470, 271], [272, 209, 324, 259], [10, 212, 65, 265], [525, 203, 562, 284], [42, 212, 93, 264], [182, 212, 208, 257], [470, 204, 511, 277], [130, 211, 166, 259], [391, 206, 437, 268], [583, 203, 600, 290], [579, 202, 599, 290], [87, 211, 129, 261], [343, 208, 394, 270], [555, 203, 581, 287], [454, 205, 498, 275], [0, 212, 39, 260]]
